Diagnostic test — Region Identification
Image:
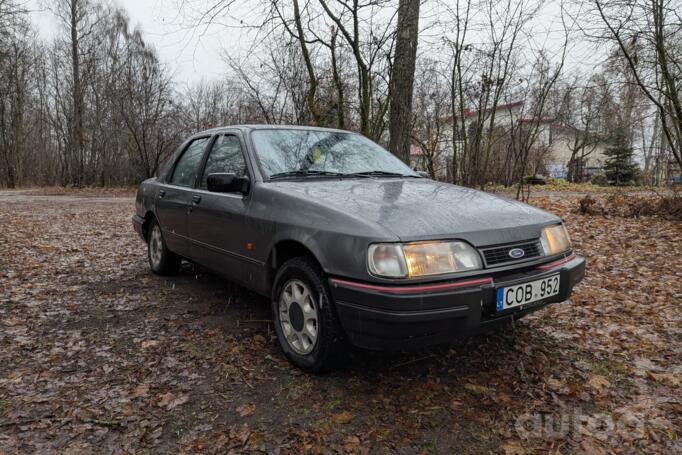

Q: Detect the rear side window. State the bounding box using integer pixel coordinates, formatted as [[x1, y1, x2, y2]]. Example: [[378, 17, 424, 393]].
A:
[[200, 135, 247, 188], [170, 137, 209, 186]]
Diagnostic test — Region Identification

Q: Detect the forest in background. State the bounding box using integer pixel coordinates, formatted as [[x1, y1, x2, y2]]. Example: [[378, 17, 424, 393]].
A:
[[0, 0, 680, 189]]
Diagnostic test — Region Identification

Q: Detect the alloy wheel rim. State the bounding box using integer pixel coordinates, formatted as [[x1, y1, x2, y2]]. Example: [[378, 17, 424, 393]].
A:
[[149, 225, 163, 267], [279, 279, 319, 355]]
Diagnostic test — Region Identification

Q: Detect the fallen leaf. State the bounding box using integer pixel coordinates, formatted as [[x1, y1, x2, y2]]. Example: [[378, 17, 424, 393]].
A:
[[157, 392, 175, 408], [648, 372, 680, 387], [579, 439, 607, 455], [450, 399, 463, 410], [332, 411, 353, 424], [497, 393, 513, 404], [141, 340, 160, 349], [464, 383, 490, 395], [130, 384, 150, 399], [500, 440, 526, 455], [343, 435, 361, 450], [237, 403, 256, 417], [167, 394, 189, 410], [546, 377, 563, 391], [587, 375, 610, 392], [156, 392, 190, 410]]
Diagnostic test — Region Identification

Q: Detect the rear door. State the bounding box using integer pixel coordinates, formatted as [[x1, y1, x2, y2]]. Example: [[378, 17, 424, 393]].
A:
[[187, 133, 259, 285], [155, 136, 211, 257]]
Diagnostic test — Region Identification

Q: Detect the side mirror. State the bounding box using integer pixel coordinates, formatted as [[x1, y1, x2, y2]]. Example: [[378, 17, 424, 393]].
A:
[[206, 173, 250, 194], [417, 171, 430, 178]]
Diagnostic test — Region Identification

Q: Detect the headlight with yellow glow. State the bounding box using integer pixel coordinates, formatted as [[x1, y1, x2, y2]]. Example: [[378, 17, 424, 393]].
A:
[[540, 224, 572, 256], [368, 241, 482, 278]]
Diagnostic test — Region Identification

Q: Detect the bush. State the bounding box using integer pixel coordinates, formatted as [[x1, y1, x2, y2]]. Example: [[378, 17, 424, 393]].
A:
[[546, 177, 568, 186], [630, 193, 682, 220], [577, 192, 682, 220], [590, 174, 609, 186], [523, 175, 546, 185], [578, 195, 601, 215]]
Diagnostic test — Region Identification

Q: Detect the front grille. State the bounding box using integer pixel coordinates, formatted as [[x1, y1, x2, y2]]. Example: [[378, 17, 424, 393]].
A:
[[480, 240, 542, 267]]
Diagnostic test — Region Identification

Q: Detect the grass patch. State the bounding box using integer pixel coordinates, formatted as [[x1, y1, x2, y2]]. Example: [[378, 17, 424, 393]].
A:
[[323, 399, 342, 410], [285, 378, 315, 400], [591, 356, 630, 381], [184, 339, 221, 360]]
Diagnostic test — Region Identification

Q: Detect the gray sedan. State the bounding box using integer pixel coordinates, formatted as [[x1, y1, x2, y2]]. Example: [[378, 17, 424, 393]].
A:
[[133, 125, 585, 372]]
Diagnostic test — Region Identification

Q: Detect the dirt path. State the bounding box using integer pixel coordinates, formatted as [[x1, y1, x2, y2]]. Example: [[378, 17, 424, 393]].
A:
[[0, 189, 134, 205], [0, 190, 680, 454]]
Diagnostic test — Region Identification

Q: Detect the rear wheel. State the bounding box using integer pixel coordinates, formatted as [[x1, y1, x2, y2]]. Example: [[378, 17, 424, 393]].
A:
[[147, 218, 181, 275], [272, 257, 345, 373]]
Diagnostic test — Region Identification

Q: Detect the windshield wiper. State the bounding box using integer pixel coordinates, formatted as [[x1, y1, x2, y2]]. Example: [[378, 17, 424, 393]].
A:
[[269, 170, 422, 180], [269, 170, 346, 180], [346, 171, 415, 178]]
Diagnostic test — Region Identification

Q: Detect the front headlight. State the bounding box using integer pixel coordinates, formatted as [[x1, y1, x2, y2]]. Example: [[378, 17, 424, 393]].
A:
[[368, 241, 482, 278], [540, 223, 572, 256], [367, 244, 407, 278]]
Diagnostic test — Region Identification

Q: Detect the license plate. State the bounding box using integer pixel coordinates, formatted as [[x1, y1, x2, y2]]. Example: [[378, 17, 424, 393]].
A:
[[496, 275, 560, 311]]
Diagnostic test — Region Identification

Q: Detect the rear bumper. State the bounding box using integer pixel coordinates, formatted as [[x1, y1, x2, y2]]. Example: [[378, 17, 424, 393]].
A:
[[329, 254, 585, 350], [132, 214, 146, 241]]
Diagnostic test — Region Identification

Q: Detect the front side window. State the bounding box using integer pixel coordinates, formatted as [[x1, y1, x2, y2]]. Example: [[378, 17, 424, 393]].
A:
[[250, 129, 418, 178], [200, 135, 247, 188], [170, 137, 209, 186]]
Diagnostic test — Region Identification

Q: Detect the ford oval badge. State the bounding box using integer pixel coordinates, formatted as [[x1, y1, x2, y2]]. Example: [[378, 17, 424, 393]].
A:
[[509, 248, 525, 259]]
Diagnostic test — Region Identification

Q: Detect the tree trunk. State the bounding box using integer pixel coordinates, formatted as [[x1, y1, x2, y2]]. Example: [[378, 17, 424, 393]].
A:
[[292, 0, 320, 125], [330, 29, 345, 129], [388, 0, 420, 163], [70, 0, 84, 187]]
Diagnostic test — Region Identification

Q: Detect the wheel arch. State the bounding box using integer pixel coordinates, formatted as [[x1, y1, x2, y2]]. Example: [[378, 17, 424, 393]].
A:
[[269, 239, 322, 271], [265, 239, 326, 290], [142, 211, 157, 241]]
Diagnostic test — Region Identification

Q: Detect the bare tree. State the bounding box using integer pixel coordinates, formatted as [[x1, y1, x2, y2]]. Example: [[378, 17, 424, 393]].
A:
[[317, 0, 396, 139], [564, 81, 605, 183], [50, 0, 92, 185], [443, 0, 472, 185], [510, 44, 569, 200], [0, 0, 25, 29], [388, 0, 420, 163], [592, 0, 682, 173], [0, 5, 31, 188], [444, 0, 540, 189], [411, 59, 449, 178], [270, 0, 322, 124], [116, 28, 183, 179]]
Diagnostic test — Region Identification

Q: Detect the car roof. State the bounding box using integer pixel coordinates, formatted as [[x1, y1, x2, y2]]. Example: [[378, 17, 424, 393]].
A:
[[190, 124, 354, 138]]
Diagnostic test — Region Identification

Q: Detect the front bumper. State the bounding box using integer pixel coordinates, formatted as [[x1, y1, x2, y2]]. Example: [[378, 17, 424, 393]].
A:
[[329, 254, 585, 350]]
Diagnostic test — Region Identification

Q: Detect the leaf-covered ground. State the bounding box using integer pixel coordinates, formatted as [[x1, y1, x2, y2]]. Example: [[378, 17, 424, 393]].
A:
[[0, 189, 680, 454]]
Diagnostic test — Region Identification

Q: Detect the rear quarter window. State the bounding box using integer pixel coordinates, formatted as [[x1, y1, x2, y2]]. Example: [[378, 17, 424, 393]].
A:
[[170, 137, 209, 186]]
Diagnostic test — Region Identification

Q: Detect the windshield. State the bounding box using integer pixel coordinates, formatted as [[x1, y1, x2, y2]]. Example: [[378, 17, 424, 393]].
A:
[[250, 129, 419, 179]]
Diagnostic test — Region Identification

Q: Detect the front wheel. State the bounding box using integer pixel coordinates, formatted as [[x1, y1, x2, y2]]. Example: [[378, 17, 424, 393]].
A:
[[147, 218, 181, 275], [272, 257, 345, 373]]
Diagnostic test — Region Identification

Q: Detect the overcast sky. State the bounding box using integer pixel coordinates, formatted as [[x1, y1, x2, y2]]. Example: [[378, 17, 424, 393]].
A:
[[27, 0, 235, 88], [25, 0, 601, 90]]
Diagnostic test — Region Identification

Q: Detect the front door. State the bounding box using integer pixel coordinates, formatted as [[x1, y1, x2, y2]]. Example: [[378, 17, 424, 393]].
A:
[[187, 133, 259, 285], [155, 136, 210, 257]]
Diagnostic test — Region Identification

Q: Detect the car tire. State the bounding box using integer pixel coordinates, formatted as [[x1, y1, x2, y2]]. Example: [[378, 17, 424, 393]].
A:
[[147, 218, 181, 275], [272, 257, 346, 373]]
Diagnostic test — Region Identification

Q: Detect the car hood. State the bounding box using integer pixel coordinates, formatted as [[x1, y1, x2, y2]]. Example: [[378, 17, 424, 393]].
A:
[[266, 178, 560, 245]]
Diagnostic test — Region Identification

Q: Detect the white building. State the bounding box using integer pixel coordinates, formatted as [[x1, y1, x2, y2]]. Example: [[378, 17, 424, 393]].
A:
[[410, 101, 608, 181]]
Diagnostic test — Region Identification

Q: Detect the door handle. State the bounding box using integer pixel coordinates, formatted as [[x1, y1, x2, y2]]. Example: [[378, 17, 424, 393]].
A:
[[158, 190, 166, 198], [191, 195, 202, 204]]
